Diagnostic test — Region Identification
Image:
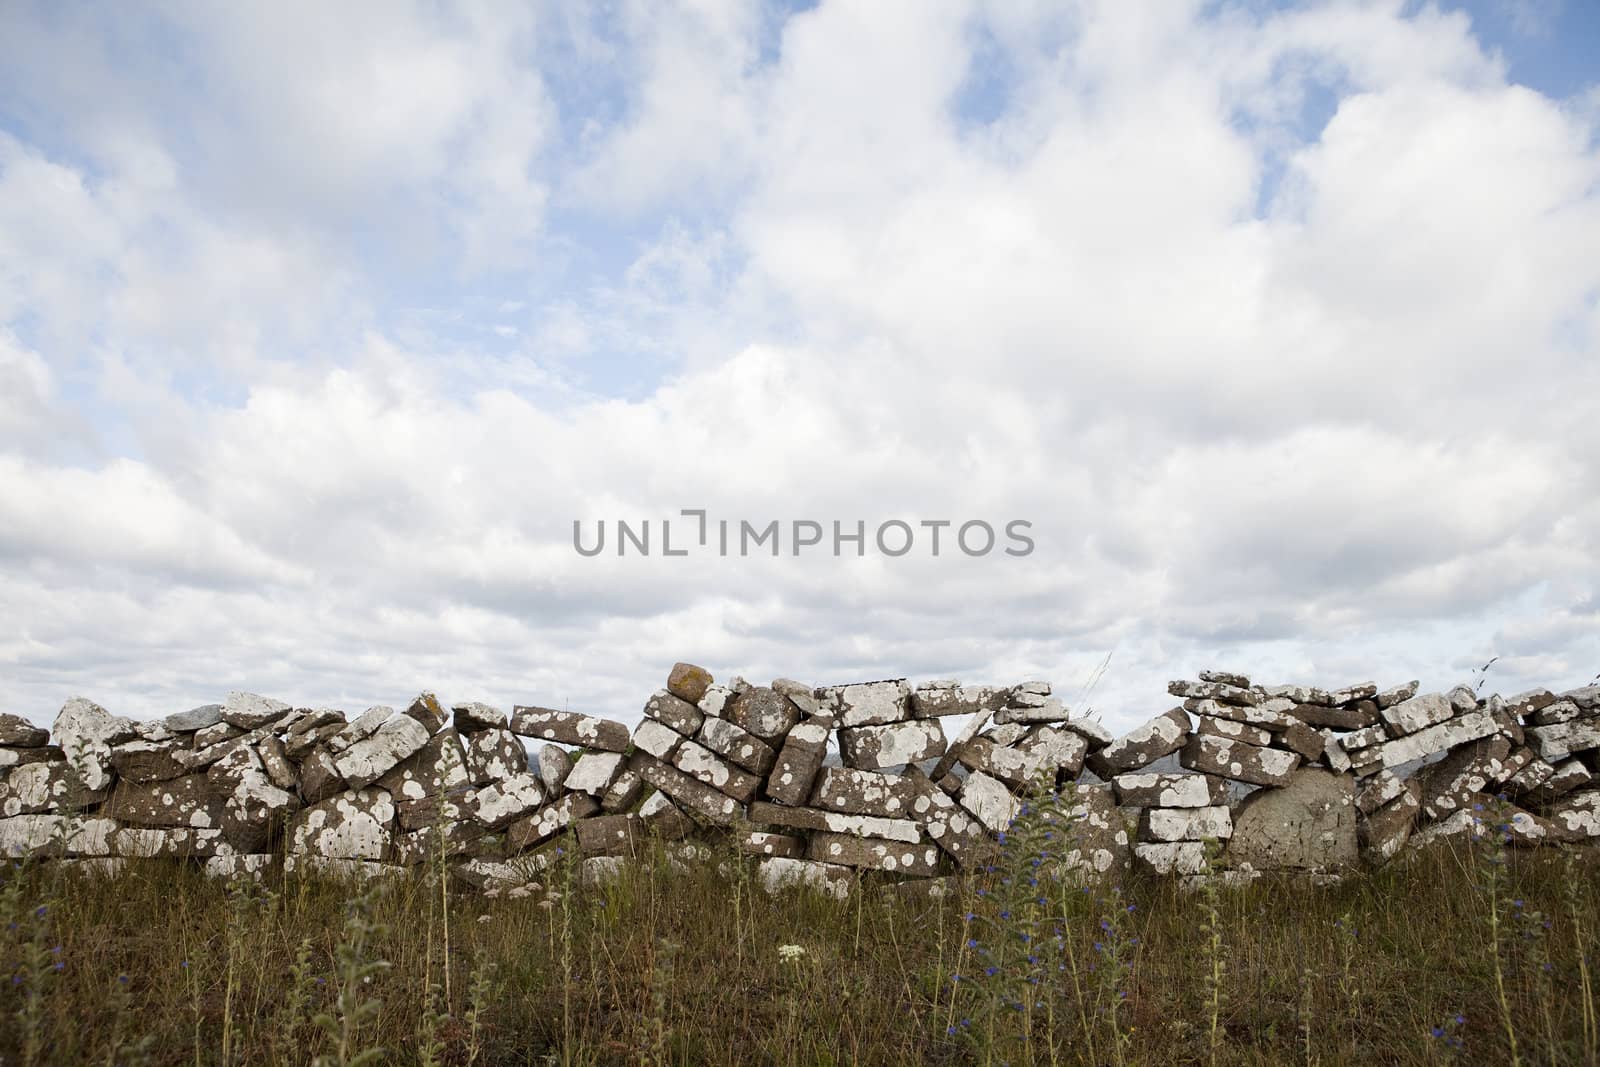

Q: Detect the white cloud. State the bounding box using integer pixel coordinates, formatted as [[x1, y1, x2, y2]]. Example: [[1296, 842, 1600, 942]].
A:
[[0, 0, 1595, 726]]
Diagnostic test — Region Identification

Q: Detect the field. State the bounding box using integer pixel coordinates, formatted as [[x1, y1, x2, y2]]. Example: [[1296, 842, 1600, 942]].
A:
[[3, 813, 1599, 1067]]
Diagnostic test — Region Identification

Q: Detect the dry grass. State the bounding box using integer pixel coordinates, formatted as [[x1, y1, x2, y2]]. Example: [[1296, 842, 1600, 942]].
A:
[[2, 830, 1598, 1065]]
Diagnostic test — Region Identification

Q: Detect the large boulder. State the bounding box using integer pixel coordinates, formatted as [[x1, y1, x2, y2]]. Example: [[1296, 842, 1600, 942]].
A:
[[1224, 768, 1357, 870], [52, 697, 137, 792]]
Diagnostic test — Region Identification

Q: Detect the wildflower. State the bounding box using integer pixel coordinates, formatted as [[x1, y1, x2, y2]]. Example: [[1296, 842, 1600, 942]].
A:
[[777, 944, 806, 964]]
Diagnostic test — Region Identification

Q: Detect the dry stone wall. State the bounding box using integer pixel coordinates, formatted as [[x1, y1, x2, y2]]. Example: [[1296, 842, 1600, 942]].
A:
[[2, 667, 1598, 895]]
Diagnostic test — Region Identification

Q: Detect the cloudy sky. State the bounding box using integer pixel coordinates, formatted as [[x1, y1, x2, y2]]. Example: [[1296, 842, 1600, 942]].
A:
[[1, 0, 1597, 730]]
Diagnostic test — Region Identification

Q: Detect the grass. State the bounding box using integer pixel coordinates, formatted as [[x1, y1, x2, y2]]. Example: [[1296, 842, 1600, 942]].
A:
[[2, 830, 1598, 1065]]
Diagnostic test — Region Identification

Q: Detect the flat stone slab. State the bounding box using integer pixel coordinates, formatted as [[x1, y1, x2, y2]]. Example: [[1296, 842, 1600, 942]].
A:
[[993, 697, 1072, 725], [671, 739, 761, 802], [104, 774, 224, 829], [1112, 772, 1228, 808], [1180, 735, 1300, 787], [1291, 701, 1378, 730], [1059, 717, 1115, 749], [1527, 760, 1593, 804], [109, 740, 189, 784], [632, 718, 686, 761], [839, 720, 945, 770], [1133, 841, 1208, 876], [897, 773, 992, 869], [334, 715, 430, 790], [112, 826, 234, 859], [601, 768, 644, 812], [1526, 717, 1600, 762], [286, 788, 395, 861], [643, 690, 704, 736], [0, 814, 121, 859], [509, 707, 630, 752], [221, 691, 292, 730], [464, 772, 546, 828], [1184, 699, 1295, 732], [1381, 692, 1456, 737], [459, 726, 527, 788], [958, 770, 1018, 834], [1139, 805, 1232, 843], [757, 857, 852, 900], [910, 683, 1008, 718], [1369, 680, 1419, 709], [955, 735, 1034, 788], [637, 791, 694, 840], [1048, 784, 1131, 880], [162, 704, 225, 733], [748, 801, 922, 844], [576, 812, 642, 857], [629, 753, 745, 825], [818, 680, 912, 728], [1415, 736, 1514, 820], [299, 748, 346, 804], [807, 832, 940, 875], [452, 701, 507, 732], [1546, 789, 1600, 839], [564, 752, 626, 796], [1370, 709, 1503, 769], [0, 714, 48, 747], [697, 717, 777, 775], [1, 763, 106, 816], [1276, 722, 1326, 762], [726, 687, 802, 741], [538, 744, 573, 793], [1168, 680, 1258, 706], [1088, 708, 1192, 776], [1359, 790, 1419, 865], [1197, 715, 1272, 747], [739, 831, 803, 858], [808, 766, 920, 818], [375, 729, 470, 803], [507, 793, 601, 852], [326, 706, 392, 754], [1355, 770, 1414, 815]]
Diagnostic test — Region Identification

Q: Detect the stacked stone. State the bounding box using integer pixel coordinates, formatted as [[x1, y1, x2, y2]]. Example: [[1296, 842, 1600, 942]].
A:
[[5, 667, 1599, 894], [1169, 671, 1306, 788], [1117, 771, 1231, 876]]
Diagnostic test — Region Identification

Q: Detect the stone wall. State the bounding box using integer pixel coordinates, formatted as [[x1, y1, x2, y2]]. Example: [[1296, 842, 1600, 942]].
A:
[[2, 666, 1597, 894]]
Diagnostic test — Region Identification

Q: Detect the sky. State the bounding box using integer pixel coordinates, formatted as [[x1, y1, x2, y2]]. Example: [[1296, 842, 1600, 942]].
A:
[[0, 0, 1596, 731]]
